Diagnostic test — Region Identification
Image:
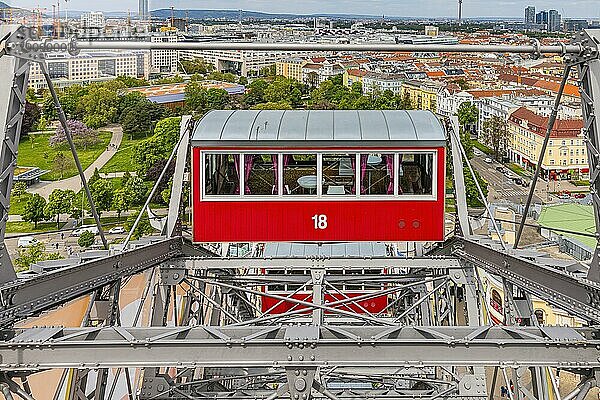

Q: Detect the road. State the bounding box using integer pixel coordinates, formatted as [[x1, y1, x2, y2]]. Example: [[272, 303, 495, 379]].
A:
[[470, 155, 544, 204]]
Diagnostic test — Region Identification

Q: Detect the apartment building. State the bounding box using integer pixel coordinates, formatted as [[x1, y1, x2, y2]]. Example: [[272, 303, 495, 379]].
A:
[[80, 12, 106, 30], [151, 34, 179, 74], [343, 69, 367, 87], [180, 48, 298, 77], [508, 107, 586, 180], [28, 51, 151, 90], [276, 58, 306, 82], [400, 79, 444, 112], [362, 72, 404, 95]]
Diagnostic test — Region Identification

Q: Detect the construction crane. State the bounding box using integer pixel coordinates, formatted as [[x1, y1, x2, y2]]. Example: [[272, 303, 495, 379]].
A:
[[31, 7, 47, 37]]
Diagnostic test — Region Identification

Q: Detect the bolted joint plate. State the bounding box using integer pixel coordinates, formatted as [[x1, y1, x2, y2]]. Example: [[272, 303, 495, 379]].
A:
[[285, 326, 320, 343], [286, 367, 317, 400], [159, 266, 186, 286], [567, 30, 600, 65], [459, 374, 488, 397]]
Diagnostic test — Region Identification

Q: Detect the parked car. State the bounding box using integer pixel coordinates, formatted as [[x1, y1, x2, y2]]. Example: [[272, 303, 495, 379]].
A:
[[574, 193, 586, 199], [557, 194, 571, 200], [72, 226, 99, 236], [513, 178, 523, 185], [484, 157, 493, 163], [17, 236, 39, 248], [108, 226, 125, 234], [495, 166, 504, 173], [474, 148, 483, 156]]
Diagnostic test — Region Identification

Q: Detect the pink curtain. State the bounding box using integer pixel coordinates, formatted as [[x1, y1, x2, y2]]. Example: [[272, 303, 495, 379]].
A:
[[244, 155, 254, 194], [272, 154, 278, 194], [351, 155, 356, 194], [385, 155, 394, 194], [398, 154, 403, 194], [360, 155, 368, 194], [233, 154, 241, 194]]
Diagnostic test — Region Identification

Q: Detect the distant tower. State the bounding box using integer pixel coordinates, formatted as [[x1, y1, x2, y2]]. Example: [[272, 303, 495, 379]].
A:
[[139, 0, 149, 19], [458, 0, 463, 25]]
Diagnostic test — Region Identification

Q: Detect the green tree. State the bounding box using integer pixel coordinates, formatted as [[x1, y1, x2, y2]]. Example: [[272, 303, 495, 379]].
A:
[[121, 106, 152, 140], [259, 64, 276, 77], [481, 116, 509, 161], [44, 189, 75, 229], [113, 187, 132, 219], [52, 152, 72, 179], [89, 168, 101, 186], [132, 117, 181, 176], [21, 193, 47, 228], [78, 231, 95, 248], [264, 76, 303, 107], [90, 178, 114, 215], [125, 211, 155, 240], [15, 242, 61, 272], [400, 92, 413, 110], [117, 92, 148, 121], [114, 76, 150, 88], [457, 102, 478, 159], [22, 102, 41, 135], [238, 76, 248, 85], [11, 182, 27, 198], [180, 58, 214, 75], [464, 166, 489, 207], [123, 176, 148, 205], [251, 101, 293, 110], [243, 79, 269, 106], [80, 85, 120, 128]]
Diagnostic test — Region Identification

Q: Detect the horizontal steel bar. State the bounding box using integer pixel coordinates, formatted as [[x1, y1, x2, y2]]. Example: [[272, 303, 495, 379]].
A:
[[70, 41, 582, 54], [0, 325, 597, 370], [453, 238, 600, 323], [183, 257, 462, 270], [0, 237, 184, 327]]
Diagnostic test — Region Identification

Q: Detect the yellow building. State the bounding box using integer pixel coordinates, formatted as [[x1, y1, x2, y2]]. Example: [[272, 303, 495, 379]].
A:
[[342, 69, 367, 87], [508, 107, 587, 180], [400, 79, 444, 112], [275, 58, 306, 82]]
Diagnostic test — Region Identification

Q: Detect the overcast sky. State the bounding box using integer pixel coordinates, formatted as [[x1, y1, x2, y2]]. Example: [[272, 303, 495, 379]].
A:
[[12, 0, 600, 19]]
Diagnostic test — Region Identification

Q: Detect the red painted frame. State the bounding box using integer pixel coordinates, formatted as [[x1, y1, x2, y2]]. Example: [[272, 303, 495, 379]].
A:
[[192, 146, 446, 243]]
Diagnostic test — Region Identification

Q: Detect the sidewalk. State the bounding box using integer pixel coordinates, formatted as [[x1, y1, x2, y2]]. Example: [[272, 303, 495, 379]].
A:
[[30, 125, 124, 199]]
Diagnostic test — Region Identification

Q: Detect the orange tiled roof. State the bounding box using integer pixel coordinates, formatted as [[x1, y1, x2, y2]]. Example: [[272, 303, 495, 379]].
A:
[[510, 107, 583, 137]]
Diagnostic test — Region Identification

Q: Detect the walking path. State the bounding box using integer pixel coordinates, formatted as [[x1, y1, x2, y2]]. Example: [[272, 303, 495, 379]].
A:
[[30, 125, 124, 199]]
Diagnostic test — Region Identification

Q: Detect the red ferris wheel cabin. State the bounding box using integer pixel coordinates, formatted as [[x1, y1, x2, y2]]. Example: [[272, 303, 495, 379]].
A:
[[191, 110, 446, 243]]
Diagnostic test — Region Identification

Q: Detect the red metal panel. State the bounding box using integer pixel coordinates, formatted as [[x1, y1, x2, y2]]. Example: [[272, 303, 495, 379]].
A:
[[260, 292, 389, 314], [192, 147, 446, 243]]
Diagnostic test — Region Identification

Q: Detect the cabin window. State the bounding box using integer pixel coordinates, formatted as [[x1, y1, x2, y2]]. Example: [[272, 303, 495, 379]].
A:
[[322, 154, 356, 195], [283, 154, 317, 196], [244, 154, 278, 195], [358, 153, 395, 195], [398, 153, 434, 195], [204, 154, 240, 196]]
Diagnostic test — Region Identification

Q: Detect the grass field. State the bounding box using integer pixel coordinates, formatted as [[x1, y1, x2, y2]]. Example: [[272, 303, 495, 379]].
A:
[[17, 131, 112, 181], [6, 221, 63, 234], [8, 194, 31, 215], [100, 137, 144, 173]]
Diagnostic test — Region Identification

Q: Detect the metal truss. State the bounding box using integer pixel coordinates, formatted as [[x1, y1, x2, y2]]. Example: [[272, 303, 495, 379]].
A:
[[1, 324, 597, 370], [3, 25, 600, 400]]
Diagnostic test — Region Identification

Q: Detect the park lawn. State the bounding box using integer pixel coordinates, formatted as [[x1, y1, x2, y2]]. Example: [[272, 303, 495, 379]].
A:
[[6, 221, 63, 234], [17, 131, 112, 181], [100, 136, 144, 174], [8, 194, 31, 215]]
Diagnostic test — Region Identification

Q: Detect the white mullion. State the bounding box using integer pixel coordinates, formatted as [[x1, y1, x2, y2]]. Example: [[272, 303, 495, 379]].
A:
[[317, 153, 323, 197], [278, 153, 283, 196], [239, 152, 244, 197], [355, 153, 360, 198], [394, 153, 399, 196]]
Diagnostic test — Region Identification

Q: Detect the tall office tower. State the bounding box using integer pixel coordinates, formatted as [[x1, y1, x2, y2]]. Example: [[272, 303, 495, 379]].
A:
[[535, 10, 548, 25], [548, 9, 562, 32], [524, 6, 535, 25], [139, 0, 149, 19]]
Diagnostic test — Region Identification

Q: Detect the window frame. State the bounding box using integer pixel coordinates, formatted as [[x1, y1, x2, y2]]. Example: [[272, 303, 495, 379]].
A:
[[200, 149, 438, 202]]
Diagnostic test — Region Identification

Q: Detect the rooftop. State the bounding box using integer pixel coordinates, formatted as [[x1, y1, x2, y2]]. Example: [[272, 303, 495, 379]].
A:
[[537, 204, 597, 250], [192, 110, 446, 147]]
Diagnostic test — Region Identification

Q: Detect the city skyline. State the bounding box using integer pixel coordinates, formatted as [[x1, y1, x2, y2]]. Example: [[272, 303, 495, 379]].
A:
[[13, 0, 600, 19]]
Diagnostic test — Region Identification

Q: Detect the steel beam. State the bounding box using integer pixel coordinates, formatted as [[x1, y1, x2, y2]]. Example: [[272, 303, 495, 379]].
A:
[[452, 238, 600, 323], [0, 237, 183, 327], [183, 257, 463, 270], [0, 325, 597, 370]]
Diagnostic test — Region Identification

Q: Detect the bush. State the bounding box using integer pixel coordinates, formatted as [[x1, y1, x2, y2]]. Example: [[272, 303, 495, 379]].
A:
[[78, 230, 95, 248]]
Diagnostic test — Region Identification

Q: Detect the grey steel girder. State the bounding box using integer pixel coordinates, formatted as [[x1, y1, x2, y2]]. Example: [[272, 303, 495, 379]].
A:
[[0, 325, 597, 370], [182, 257, 463, 270], [0, 237, 183, 327], [0, 25, 31, 284], [450, 238, 600, 323]]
